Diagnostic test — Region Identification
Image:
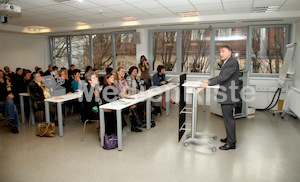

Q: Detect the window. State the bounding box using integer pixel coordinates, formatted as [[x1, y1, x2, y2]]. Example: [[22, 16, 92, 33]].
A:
[[115, 33, 136, 70], [51, 36, 68, 68], [152, 31, 177, 72], [214, 28, 247, 70], [92, 34, 113, 70], [251, 26, 286, 74], [182, 29, 210, 73], [71, 35, 90, 70]]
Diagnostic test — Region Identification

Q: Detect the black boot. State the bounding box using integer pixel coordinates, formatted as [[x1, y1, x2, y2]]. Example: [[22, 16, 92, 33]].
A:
[[129, 115, 142, 132], [132, 108, 146, 128]]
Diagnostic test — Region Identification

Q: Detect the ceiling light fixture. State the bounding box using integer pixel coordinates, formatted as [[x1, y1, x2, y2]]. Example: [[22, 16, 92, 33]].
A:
[[251, 6, 279, 13], [177, 11, 199, 17], [122, 16, 137, 21], [53, 0, 83, 4]]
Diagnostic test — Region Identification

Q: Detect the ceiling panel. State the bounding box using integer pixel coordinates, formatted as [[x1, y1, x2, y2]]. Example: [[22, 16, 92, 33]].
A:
[[189, 0, 222, 4], [143, 8, 172, 14], [9, 1, 38, 9], [68, 1, 102, 9], [253, 0, 286, 7], [167, 6, 197, 13], [194, 4, 224, 11], [50, 12, 78, 19], [87, 0, 125, 6], [107, 4, 138, 12], [224, 8, 251, 14], [18, 0, 58, 6], [46, 4, 80, 12], [131, 1, 164, 9], [198, 9, 225, 15], [156, 0, 192, 7], [85, 7, 116, 14], [122, 0, 153, 3], [223, 1, 253, 9]]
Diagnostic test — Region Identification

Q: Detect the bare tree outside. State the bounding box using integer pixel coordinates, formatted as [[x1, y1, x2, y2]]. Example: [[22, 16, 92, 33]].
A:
[[214, 28, 247, 70], [153, 31, 177, 71], [71, 35, 90, 70], [251, 27, 285, 74], [181, 29, 210, 73], [52, 37, 68, 68], [115, 33, 136, 70], [93, 34, 113, 70]]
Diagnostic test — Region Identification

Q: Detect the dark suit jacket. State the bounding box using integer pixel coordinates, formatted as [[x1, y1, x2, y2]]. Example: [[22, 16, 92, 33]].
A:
[[208, 56, 240, 104]]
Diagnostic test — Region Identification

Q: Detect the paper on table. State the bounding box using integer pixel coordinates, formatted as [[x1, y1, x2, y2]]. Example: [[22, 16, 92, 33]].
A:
[[167, 77, 174, 82]]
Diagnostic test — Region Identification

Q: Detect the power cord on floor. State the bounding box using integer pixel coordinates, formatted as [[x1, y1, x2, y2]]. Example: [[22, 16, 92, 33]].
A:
[[256, 88, 282, 111]]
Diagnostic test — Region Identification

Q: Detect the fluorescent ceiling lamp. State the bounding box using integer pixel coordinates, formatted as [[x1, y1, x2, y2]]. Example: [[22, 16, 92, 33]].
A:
[[177, 11, 199, 17], [122, 16, 137, 21], [53, 0, 83, 4]]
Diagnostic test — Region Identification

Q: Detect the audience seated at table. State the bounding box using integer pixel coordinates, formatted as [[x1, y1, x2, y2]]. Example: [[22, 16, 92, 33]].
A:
[[0, 70, 19, 134], [3, 66, 14, 80], [58, 69, 73, 94], [115, 67, 145, 132], [27, 72, 49, 112], [44, 65, 52, 76], [68, 64, 75, 81], [82, 71, 117, 135], [36, 67, 45, 76], [153, 65, 175, 110], [126, 66, 147, 123], [11, 67, 24, 105], [71, 69, 85, 93]]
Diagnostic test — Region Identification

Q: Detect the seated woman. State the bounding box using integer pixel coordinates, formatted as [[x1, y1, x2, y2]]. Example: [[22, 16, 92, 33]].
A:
[[153, 65, 175, 110], [58, 69, 73, 94], [0, 70, 19, 134], [115, 67, 145, 132], [71, 69, 86, 92], [27, 72, 49, 112], [126, 66, 155, 127], [83, 71, 117, 135]]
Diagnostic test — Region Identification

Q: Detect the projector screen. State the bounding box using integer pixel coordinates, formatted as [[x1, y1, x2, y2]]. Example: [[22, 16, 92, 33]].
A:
[[278, 43, 297, 87]]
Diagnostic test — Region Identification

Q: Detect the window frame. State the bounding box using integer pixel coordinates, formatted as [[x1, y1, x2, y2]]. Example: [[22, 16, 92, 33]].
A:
[[248, 24, 290, 78], [49, 30, 136, 72]]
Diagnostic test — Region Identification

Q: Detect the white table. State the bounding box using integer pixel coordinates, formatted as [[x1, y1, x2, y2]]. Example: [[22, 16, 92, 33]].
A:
[[99, 83, 179, 151], [182, 81, 217, 152], [45, 92, 83, 136], [19, 93, 35, 125]]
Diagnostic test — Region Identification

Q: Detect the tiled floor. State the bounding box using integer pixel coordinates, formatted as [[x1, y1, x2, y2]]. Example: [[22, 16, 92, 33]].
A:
[[0, 105, 300, 182]]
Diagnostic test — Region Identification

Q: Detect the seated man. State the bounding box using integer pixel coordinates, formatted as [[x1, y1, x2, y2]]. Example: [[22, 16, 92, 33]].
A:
[[0, 70, 19, 134]]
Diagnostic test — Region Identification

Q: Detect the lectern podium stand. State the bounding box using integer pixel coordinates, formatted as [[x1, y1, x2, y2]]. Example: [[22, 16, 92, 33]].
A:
[[181, 81, 217, 152]]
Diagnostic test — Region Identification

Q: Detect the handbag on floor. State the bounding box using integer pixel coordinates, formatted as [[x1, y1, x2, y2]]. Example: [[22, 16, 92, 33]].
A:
[[36, 122, 55, 137], [103, 133, 118, 150]]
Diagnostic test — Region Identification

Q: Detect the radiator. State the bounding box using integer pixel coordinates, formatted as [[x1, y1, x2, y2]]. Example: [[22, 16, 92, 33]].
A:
[[289, 87, 300, 118]]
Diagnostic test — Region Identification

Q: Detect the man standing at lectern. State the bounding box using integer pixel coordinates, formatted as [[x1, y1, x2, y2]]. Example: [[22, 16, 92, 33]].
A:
[[200, 45, 240, 150]]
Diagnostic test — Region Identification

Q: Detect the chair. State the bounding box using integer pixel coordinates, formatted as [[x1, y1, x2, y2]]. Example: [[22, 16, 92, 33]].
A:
[[81, 119, 99, 142]]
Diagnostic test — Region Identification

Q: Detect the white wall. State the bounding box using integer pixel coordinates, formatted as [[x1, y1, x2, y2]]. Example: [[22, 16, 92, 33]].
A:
[[293, 20, 300, 89], [0, 32, 50, 72]]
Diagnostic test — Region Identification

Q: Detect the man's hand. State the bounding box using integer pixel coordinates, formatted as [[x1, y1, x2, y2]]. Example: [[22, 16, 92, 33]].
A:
[[202, 80, 208, 83], [161, 81, 167, 85]]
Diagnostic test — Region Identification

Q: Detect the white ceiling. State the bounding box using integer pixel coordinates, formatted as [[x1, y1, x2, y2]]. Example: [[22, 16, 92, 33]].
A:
[[0, 0, 300, 34]]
